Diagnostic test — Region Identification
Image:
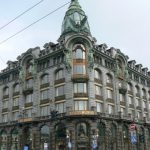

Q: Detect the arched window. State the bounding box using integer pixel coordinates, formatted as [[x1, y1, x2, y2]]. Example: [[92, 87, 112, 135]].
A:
[[26, 79, 33, 88], [41, 74, 49, 85], [26, 59, 33, 75], [98, 122, 106, 150], [127, 83, 132, 91], [142, 88, 146, 99], [13, 84, 19, 93], [55, 69, 64, 80], [73, 44, 85, 59], [77, 122, 88, 137], [135, 85, 140, 97], [106, 74, 113, 84], [11, 129, 18, 150], [1, 130, 7, 150], [94, 69, 102, 80], [3, 87, 9, 96], [110, 124, 117, 150], [40, 125, 50, 150]]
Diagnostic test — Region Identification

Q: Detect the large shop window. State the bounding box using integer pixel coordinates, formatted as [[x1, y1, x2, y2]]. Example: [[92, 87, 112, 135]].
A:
[[75, 101, 87, 110], [74, 83, 87, 93]]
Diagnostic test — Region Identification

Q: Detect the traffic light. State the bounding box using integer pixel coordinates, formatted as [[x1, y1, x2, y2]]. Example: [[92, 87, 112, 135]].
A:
[[139, 134, 145, 143]]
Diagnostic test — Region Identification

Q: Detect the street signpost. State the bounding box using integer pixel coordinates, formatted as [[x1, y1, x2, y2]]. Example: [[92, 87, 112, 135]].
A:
[[129, 123, 137, 145]]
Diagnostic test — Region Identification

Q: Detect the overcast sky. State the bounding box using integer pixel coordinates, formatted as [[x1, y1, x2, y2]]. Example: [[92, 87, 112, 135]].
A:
[[0, 0, 150, 70]]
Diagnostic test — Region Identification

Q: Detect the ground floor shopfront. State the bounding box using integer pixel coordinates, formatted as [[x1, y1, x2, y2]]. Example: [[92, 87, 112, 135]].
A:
[[0, 113, 150, 150]]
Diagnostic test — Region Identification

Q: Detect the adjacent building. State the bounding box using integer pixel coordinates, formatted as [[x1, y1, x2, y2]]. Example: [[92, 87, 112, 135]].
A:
[[0, 0, 150, 149]]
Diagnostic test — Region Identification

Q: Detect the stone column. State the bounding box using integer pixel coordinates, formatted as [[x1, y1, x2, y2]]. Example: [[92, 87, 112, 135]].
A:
[[32, 126, 40, 150]]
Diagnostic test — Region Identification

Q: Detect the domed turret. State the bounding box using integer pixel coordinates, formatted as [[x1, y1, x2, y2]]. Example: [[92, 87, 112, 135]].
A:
[[61, 0, 91, 37]]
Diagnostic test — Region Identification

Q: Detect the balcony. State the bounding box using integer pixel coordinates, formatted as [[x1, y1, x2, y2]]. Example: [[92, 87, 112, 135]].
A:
[[95, 95, 103, 100], [142, 96, 147, 100], [119, 87, 127, 94], [40, 83, 49, 89], [120, 101, 126, 106], [25, 102, 33, 107], [40, 99, 50, 105], [94, 78, 102, 84], [72, 74, 89, 82], [25, 72, 33, 79], [74, 93, 88, 98], [128, 90, 133, 95], [2, 108, 8, 113], [54, 78, 65, 85], [55, 95, 66, 101], [106, 98, 114, 103], [144, 108, 148, 112], [3, 95, 9, 99], [23, 87, 33, 94], [12, 106, 19, 111], [13, 92, 20, 96], [136, 106, 142, 110], [106, 83, 113, 88], [129, 104, 134, 108], [136, 93, 140, 98]]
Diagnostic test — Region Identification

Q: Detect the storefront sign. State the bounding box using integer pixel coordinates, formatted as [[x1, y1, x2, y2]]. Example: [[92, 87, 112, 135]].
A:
[[44, 143, 48, 150], [129, 123, 136, 131], [18, 118, 32, 123], [68, 111, 96, 116]]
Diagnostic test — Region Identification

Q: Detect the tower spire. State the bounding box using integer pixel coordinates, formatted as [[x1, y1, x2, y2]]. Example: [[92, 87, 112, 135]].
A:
[[60, 0, 91, 37]]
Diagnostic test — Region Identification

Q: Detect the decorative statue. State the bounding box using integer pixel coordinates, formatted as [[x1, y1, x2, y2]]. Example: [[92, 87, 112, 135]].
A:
[[63, 48, 72, 72], [88, 48, 94, 70], [19, 67, 25, 83]]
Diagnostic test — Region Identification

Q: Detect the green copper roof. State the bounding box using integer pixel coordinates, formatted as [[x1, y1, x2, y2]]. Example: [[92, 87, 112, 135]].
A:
[[61, 0, 91, 36]]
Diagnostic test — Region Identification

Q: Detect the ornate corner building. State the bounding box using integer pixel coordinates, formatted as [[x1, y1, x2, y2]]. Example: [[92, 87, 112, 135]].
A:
[[0, 0, 150, 150]]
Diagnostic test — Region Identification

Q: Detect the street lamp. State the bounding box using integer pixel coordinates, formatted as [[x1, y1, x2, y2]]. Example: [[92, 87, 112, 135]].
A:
[[92, 129, 99, 150], [66, 130, 72, 150]]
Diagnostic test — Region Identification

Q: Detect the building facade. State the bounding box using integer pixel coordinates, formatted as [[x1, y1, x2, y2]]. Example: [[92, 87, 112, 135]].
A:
[[0, 0, 150, 150]]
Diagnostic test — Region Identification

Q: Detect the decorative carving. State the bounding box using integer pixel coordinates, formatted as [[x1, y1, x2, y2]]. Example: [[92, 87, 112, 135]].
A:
[[88, 48, 94, 70], [63, 48, 72, 72]]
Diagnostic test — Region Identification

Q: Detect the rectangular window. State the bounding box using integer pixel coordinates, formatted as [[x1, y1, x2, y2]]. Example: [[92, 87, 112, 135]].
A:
[[40, 106, 49, 116], [128, 109, 135, 117], [40, 90, 49, 100], [128, 96, 133, 104], [119, 93, 125, 102], [56, 70, 63, 80], [95, 85, 102, 96], [26, 79, 33, 88], [2, 114, 8, 122], [56, 102, 65, 113], [73, 65, 86, 74], [13, 97, 19, 106], [137, 111, 142, 119], [120, 107, 125, 115], [135, 98, 140, 107], [12, 111, 19, 121], [143, 101, 146, 109], [3, 100, 8, 108], [96, 102, 103, 112], [107, 89, 113, 99], [74, 83, 87, 93], [75, 101, 87, 110], [108, 105, 114, 114], [26, 93, 33, 103], [55, 85, 64, 97]]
